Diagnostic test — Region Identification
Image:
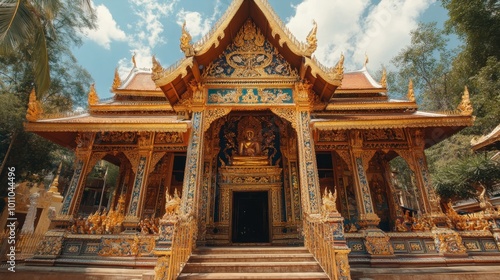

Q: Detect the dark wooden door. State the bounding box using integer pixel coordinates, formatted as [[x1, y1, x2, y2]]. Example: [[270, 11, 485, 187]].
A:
[[232, 191, 269, 243]]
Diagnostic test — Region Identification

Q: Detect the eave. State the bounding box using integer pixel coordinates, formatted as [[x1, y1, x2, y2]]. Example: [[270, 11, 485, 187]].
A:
[[311, 114, 474, 148], [25, 115, 189, 148]]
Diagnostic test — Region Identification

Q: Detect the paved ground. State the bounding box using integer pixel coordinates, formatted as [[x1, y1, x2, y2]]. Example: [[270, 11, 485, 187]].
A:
[[2, 264, 500, 279]]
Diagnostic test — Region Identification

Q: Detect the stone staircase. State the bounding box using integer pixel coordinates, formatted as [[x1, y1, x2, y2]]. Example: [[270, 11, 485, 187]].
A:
[[177, 246, 329, 279]]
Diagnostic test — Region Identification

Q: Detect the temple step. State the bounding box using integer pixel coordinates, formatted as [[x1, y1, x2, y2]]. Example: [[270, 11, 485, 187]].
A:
[[178, 246, 329, 279]]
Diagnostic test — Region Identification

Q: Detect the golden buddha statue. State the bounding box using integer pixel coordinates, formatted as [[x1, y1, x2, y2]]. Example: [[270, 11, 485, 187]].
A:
[[232, 129, 269, 166]]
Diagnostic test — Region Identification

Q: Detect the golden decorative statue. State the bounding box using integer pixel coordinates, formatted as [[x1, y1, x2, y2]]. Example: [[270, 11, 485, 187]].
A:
[[232, 129, 269, 166], [26, 88, 43, 122], [322, 188, 338, 215], [163, 189, 181, 219]]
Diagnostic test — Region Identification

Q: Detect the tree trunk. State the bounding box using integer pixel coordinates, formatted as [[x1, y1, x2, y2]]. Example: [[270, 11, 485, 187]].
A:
[[0, 130, 18, 176]]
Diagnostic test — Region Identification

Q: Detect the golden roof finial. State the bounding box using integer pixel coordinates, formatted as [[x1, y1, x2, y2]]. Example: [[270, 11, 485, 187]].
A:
[[364, 52, 369, 68], [305, 20, 318, 56], [26, 88, 43, 122], [333, 52, 344, 80], [457, 86, 473, 116], [88, 83, 99, 106], [380, 67, 387, 88], [151, 55, 164, 80], [180, 21, 194, 57], [48, 162, 63, 193], [132, 53, 137, 68], [112, 68, 121, 90], [407, 79, 415, 102]]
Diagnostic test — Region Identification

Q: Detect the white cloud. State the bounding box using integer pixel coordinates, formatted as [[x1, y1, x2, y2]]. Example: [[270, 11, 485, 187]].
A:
[[286, 0, 436, 71], [176, 10, 212, 37], [80, 4, 127, 49], [116, 0, 177, 74]]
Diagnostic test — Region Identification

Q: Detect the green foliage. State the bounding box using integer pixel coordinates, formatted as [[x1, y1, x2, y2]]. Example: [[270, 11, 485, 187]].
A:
[[443, 0, 500, 74], [433, 154, 500, 201], [391, 22, 456, 110], [0, 1, 95, 189], [0, 0, 95, 96]]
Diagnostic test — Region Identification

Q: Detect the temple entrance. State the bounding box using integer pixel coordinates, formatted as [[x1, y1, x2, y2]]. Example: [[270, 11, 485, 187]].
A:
[[231, 191, 269, 243]]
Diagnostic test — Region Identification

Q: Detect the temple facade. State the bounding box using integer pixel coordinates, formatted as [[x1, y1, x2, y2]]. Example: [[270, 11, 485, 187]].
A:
[[17, 0, 500, 279]]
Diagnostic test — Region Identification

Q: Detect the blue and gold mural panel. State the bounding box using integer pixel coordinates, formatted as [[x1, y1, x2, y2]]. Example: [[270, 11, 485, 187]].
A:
[[208, 88, 293, 104]]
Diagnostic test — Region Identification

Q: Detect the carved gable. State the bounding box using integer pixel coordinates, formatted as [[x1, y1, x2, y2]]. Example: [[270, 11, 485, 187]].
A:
[[203, 19, 297, 79]]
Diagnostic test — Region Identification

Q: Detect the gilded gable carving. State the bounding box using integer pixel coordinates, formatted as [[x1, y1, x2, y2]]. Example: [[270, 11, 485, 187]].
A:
[[203, 19, 297, 79]]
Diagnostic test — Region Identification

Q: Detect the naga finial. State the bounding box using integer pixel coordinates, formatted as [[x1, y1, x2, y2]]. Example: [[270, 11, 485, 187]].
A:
[[364, 52, 369, 68], [88, 83, 99, 106], [26, 88, 43, 122], [333, 52, 344, 80], [132, 53, 137, 68], [112, 68, 121, 90], [457, 86, 473, 116], [380, 68, 387, 88], [407, 79, 415, 102], [305, 20, 318, 56], [180, 21, 194, 57]]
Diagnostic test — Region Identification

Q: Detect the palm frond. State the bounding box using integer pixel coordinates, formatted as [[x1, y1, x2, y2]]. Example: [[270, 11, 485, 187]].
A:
[[0, 0, 37, 54]]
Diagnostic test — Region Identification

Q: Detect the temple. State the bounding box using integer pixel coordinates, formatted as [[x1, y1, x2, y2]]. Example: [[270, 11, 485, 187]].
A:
[[7, 0, 500, 279]]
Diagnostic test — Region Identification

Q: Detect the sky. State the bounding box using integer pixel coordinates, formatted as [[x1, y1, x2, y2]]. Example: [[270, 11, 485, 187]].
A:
[[73, 0, 453, 99]]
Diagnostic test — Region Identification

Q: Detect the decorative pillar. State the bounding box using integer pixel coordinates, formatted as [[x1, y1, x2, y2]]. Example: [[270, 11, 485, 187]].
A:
[[407, 129, 447, 225], [349, 130, 394, 257], [20, 188, 40, 234], [56, 133, 94, 226], [294, 82, 321, 215], [124, 132, 154, 228], [348, 130, 380, 228]]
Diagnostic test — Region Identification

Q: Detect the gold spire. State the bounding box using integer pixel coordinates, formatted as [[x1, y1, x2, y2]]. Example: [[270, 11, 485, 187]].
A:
[[380, 68, 387, 88], [457, 86, 473, 116], [180, 21, 194, 57], [26, 88, 43, 122], [305, 20, 318, 56], [88, 83, 99, 106], [112, 68, 121, 90], [48, 162, 62, 193], [407, 79, 415, 102], [364, 53, 369, 68]]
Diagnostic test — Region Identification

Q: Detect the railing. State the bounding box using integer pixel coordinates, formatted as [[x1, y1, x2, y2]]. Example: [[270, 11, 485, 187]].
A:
[[304, 215, 351, 280], [16, 232, 44, 260], [0, 230, 44, 261], [165, 216, 196, 280]]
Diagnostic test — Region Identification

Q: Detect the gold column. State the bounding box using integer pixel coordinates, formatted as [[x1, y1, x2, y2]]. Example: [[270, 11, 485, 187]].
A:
[[348, 130, 380, 228], [294, 82, 321, 215], [57, 133, 94, 223], [348, 131, 394, 257], [180, 82, 205, 216], [407, 129, 447, 225], [124, 132, 154, 227]]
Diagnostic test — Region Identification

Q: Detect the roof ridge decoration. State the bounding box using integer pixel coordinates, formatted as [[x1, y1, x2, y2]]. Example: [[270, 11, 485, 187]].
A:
[[88, 84, 99, 106], [26, 88, 43, 122], [180, 22, 195, 57], [112, 68, 121, 90], [380, 68, 387, 88], [202, 19, 298, 80], [304, 20, 318, 56], [457, 86, 473, 116], [407, 79, 416, 102]]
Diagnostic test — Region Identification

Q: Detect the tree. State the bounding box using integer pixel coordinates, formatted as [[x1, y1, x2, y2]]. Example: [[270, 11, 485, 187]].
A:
[[0, 1, 95, 186], [390, 22, 458, 111], [0, 0, 94, 95], [433, 154, 500, 201], [443, 0, 500, 74]]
